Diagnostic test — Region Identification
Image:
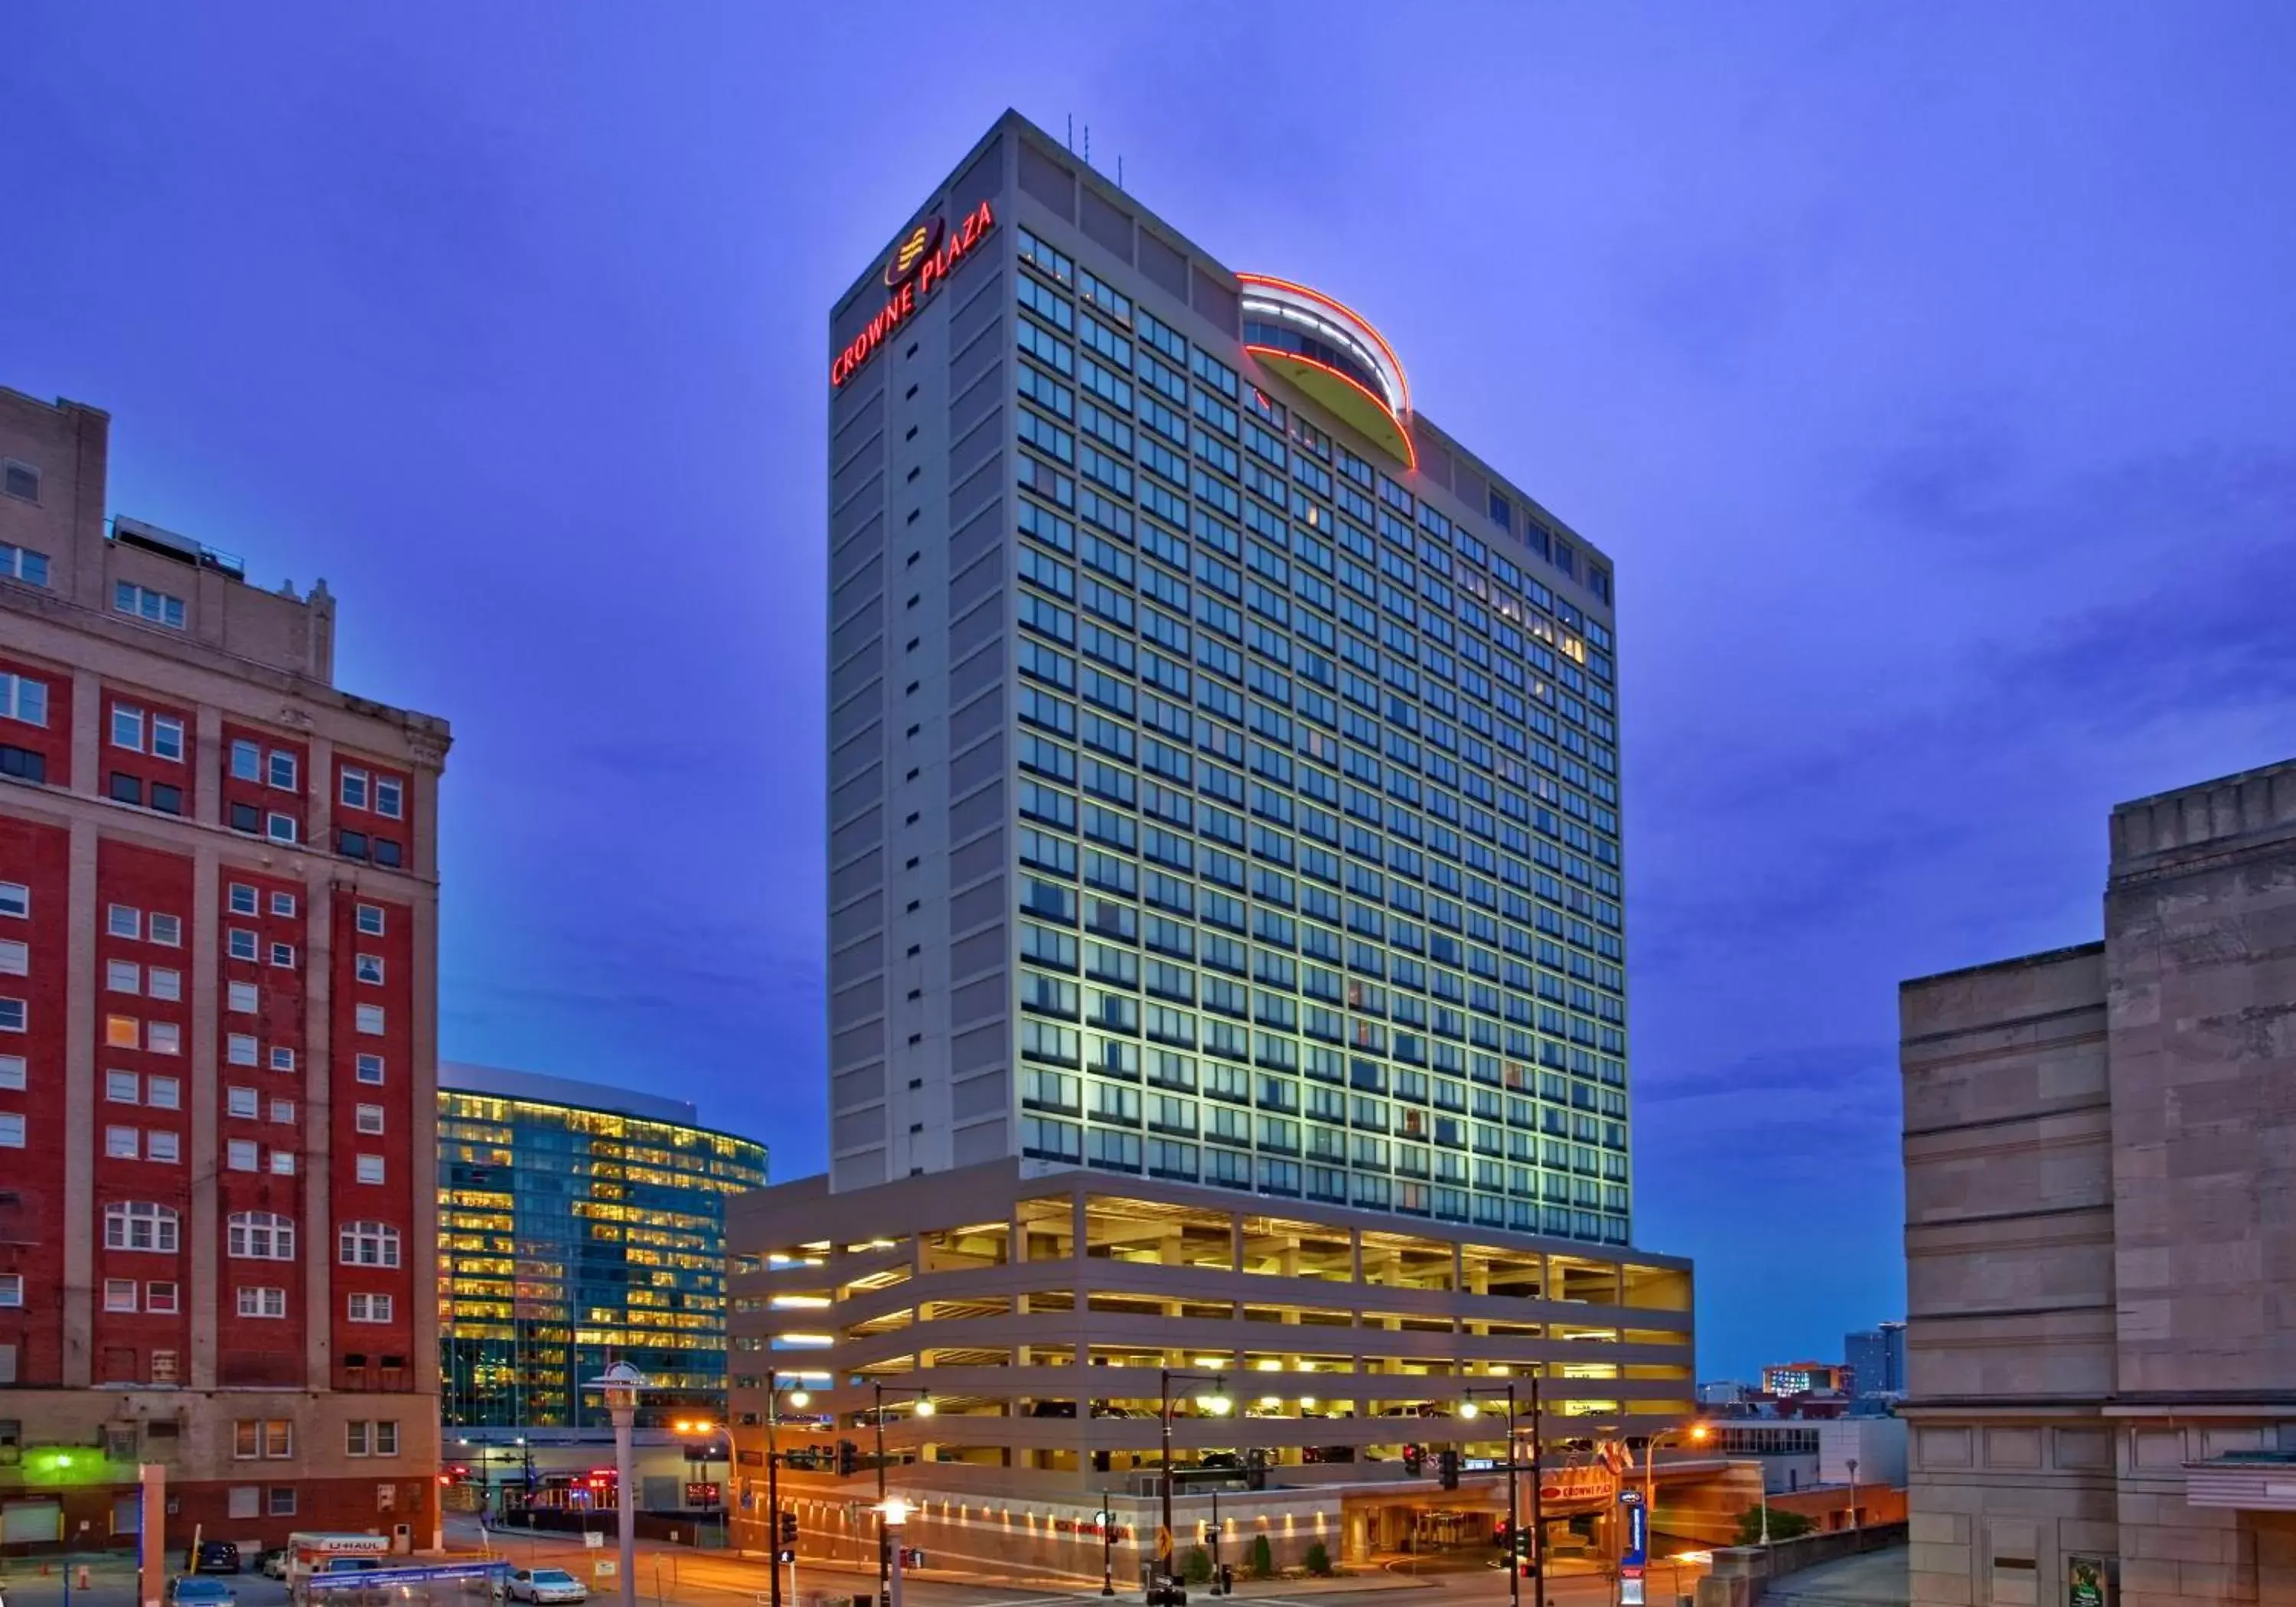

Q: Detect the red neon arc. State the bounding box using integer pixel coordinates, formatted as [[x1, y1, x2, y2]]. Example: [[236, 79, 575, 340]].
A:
[[1241, 344, 1419, 472], [830, 200, 996, 389], [1234, 271, 1413, 412]]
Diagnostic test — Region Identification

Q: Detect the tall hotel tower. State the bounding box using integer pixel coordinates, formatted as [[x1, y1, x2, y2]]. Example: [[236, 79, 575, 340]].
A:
[[729, 114, 1688, 1559]]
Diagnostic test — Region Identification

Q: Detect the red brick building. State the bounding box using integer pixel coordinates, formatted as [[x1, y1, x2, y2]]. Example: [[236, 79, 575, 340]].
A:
[[0, 386, 448, 1551]]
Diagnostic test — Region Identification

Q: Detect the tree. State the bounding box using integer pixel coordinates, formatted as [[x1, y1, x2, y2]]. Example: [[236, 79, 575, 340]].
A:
[[1303, 1543, 1333, 1577], [1184, 1547, 1213, 1584], [1248, 1535, 1274, 1579], [1734, 1507, 1815, 1547]]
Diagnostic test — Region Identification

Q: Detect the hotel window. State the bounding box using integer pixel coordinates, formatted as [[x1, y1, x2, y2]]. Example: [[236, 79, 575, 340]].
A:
[[0, 882, 25, 918], [111, 706, 145, 751], [356, 954, 383, 985], [269, 1099, 295, 1125], [269, 1047, 295, 1073], [0, 998, 24, 1033], [375, 776, 403, 819], [341, 768, 368, 809], [270, 891, 296, 918], [0, 1113, 21, 1147], [0, 1273, 19, 1304], [0, 939, 24, 976], [147, 1076, 179, 1110], [104, 1278, 139, 1312], [355, 1156, 385, 1185], [269, 942, 295, 968], [237, 1286, 287, 1319], [227, 1211, 295, 1260], [267, 751, 296, 790], [269, 1150, 295, 1175], [149, 913, 179, 947], [0, 541, 49, 585], [106, 1126, 141, 1159], [106, 959, 139, 993], [228, 929, 257, 960], [227, 1139, 259, 1172], [227, 1034, 258, 1067], [152, 715, 184, 761], [147, 1131, 180, 1164], [347, 1292, 393, 1324], [0, 1054, 22, 1090], [230, 740, 260, 781], [106, 1070, 139, 1103], [338, 1221, 400, 1268], [228, 883, 258, 915], [227, 982, 257, 1013], [148, 1022, 179, 1054], [354, 1104, 384, 1135], [115, 582, 188, 630], [227, 1086, 258, 1118], [355, 1004, 384, 1035], [108, 905, 141, 939], [356, 904, 386, 936], [266, 813, 297, 845], [148, 968, 180, 1002], [0, 672, 50, 725], [355, 1054, 385, 1084], [103, 1201, 178, 1253], [147, 1281, 178, 1313]]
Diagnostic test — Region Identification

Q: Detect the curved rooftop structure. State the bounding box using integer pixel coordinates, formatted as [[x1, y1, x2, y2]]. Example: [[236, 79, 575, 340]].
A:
[[1238, 272, 1416, 468]]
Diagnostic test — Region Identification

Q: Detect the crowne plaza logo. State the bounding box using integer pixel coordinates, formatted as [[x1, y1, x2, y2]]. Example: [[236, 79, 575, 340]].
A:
[[832, 200, 996, 389], [884, 217, 945, 288]]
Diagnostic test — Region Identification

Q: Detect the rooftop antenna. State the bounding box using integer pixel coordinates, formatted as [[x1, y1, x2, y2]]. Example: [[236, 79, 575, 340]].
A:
[[1084, 124, 1091, 165], [1066, 114, 1074, 153], [1117, 155, 1125, 190]]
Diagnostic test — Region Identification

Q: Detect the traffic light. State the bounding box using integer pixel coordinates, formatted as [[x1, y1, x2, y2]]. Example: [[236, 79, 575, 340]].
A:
[[837, 1439, 859, 1478], [1438, 1449, 1460, 1490], [1402, 1443, 1424, 1477], [776, 1510, 798, 1563]]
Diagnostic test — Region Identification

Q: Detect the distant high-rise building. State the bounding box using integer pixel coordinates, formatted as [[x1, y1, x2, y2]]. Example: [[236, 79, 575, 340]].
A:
[[1845, 1321, 1906, 1397], [0, 383, 449, 1546], [1763, 1361, 1849, 1397], [1903, 758, 2296, 1606]]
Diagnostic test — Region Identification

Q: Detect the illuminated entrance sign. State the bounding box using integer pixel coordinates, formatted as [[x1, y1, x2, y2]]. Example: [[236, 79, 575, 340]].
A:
[[831, 200, 996, 389]]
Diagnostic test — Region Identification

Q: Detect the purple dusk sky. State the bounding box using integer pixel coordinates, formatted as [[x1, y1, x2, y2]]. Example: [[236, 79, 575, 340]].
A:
[[5, 4, 2291, 1380]]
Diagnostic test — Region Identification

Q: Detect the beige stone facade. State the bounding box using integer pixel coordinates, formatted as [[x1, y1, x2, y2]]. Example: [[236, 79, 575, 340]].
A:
[[1901, 758, 2296, 1606]]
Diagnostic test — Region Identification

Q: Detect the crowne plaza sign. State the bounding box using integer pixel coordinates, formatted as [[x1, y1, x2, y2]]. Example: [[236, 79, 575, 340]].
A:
[[830, 200, 996, 388]]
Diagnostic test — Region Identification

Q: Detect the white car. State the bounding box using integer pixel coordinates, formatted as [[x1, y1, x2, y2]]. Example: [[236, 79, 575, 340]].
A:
[[506, 1570, 589, 1604]]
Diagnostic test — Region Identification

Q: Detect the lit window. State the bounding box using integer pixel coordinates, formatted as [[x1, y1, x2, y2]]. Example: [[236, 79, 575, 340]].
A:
[[107, 905, 141, 939], [227, 1139, 258, 1171], [375, 776, 403, 820], [347, 1292, 393, 1324], [103, 1201, 179, 1253], [356, 954, 384, 985], [227, 1087, 257, 1118], [147, 1130, 180, 1164], [114, 582, 188, 630], [152, 715, 185, 762], [106, 1070, 139, 1103], [355, 1155, 385, 1185], [105, 1278, 139, 1312], [106, 1126, 140, 1159], [226, 1034, 258, 1067], [356, 1004, 384, 1035], [0, 882, 25, 918], [0, 672, 50, 726], [111, 705, 145, 751], [148, 914, 180, 947], [341, 768, 368, 809], [147, 1281, 179, 1313], [147, 967, 180, 1002], [146, 1075, 179, 1110], [356, 904, 386, 936], [106, 958, 139, 993], [354, 1104, 384, 1135], [267, 751, 297, 790], [356, 1054, 385, 1085]]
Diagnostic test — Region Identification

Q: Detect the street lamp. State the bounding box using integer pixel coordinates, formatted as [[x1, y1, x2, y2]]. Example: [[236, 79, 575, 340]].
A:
[[1157, 1369, 1230, 1600], [1463, 1371, 1546, 1607], [1847, 1458, 1860, 1534], [880, 1498, 912, 1607], [582, 1364, 649, 1607], [872, 1384, 934, 1603], [762, 1382, 813, 1607], [1640, 1422, 1711, 1602]]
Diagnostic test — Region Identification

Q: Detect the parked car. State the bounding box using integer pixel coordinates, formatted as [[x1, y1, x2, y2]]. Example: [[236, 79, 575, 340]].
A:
[[254, 1550, 289, 1580], [1199, 1451, 1243, 1470], [184, 1542, 241, 1575], [506, 1570, 589, 1605], [170, 1577, 238, 1607], [1027, 1399, 1078, 1418]]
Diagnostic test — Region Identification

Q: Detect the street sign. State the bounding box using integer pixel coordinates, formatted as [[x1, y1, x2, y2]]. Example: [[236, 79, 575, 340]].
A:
[[1623, 1502, 1648, 1567], [582, 1533, 604, 1550], [1617, 1488, 1644, 1505], [1620, 1580, 1644, 1606], [593, 1561, 618, 1579], [1156, 1525, 1174, 1559]]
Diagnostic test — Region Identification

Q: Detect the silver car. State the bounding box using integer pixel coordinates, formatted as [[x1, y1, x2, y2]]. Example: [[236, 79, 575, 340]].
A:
[[506, 1570, 589, 1605]]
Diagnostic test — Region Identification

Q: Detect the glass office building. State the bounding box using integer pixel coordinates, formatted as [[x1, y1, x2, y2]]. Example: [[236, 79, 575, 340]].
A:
[[437, 1063, 768, 1429], [826, 111, 1629, 1245]]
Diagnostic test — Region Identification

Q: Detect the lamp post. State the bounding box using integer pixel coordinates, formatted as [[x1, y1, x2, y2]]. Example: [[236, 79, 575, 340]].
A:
[[881, 1498, 910, 1607], [582, 1364, 648, 1607], [1159, 1369, 1231, 1599], [1847, 1459, 1859, 1534], [765, 1383, 812, 1607], [871, 1383, 934, 1605], [1101, 1491, 1117, 1598], [1462, 1371, 1547, 1607]]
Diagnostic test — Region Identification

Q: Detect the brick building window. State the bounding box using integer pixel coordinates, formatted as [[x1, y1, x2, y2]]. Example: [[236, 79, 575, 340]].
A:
[[103, 1201, 178, 1253], [227, 1211, 295, 1260], [339, 1221, 400, 1267], [232, 1420, 293, 1459]]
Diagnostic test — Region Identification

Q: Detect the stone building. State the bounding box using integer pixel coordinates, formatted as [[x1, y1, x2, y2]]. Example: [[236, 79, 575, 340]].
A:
[[1900, 758, 2296, 1605]]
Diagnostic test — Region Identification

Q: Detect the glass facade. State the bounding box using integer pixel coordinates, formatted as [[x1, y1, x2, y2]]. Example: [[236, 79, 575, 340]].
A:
[[438, 1083, 769, 1428], [1004, 227, 1628, 1245]]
